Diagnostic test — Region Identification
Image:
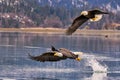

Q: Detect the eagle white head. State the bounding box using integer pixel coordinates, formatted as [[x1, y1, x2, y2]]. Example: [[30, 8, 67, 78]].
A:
[[74, 52, 83, 57], [54, 52, 63, 57], [81, 10, 103, 22], [74, 52, 83, 61], [81, 11, 88, 16]]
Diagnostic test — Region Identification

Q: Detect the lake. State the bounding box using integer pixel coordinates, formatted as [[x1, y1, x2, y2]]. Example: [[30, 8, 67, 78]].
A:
[[0, 32, 120, 80]]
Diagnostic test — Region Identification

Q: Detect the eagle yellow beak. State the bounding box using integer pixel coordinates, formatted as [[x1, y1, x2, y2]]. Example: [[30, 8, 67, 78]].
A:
[[75, 57, 81, 61]]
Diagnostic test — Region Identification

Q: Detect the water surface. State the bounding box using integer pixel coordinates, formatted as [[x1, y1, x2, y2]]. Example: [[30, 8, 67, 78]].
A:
[[0, 32, 120, 80]]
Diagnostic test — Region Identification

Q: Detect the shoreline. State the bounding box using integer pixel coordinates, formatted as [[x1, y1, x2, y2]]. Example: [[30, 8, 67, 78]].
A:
[[0, 28, 120, 35]]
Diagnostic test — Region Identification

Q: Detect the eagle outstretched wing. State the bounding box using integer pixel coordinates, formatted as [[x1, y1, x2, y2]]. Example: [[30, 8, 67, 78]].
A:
[[28, 52, 67, 62], [66, 15, 89, 35]]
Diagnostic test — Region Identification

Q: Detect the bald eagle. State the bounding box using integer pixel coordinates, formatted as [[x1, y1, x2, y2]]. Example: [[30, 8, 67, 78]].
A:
[[66, 9, 109, 35], [28, 46, 83, 62]]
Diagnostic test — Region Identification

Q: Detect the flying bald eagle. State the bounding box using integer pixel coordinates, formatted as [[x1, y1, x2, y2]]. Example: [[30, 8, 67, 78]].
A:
[[66, 9, 109, 35], [28, 46, 83, 62]]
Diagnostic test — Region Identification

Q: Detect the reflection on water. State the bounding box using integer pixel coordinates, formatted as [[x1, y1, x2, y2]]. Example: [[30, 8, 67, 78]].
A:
[[84, 73, 107, 80], [0, 32, 120, 55], [0, 32, 120, 80]]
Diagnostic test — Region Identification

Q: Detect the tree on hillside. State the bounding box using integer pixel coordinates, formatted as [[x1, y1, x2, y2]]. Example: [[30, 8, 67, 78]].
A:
[[43, 15, 63, 28]]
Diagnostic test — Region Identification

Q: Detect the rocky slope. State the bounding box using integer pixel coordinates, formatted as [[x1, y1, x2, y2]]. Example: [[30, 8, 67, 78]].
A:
[[0, 0, 120, 29]]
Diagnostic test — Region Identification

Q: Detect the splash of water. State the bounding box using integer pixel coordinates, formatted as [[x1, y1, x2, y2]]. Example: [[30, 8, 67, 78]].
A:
[[74, 52, 107, 73], [87, 58, 107, 73], [74, 52, 108, 73]]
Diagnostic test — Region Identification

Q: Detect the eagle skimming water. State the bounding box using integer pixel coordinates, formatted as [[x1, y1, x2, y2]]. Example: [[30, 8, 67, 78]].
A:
[[28, 46, 83, 62]]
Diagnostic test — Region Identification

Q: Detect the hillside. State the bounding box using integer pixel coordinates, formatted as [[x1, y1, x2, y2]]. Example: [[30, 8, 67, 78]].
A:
[[0, 0, 120, 29]]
